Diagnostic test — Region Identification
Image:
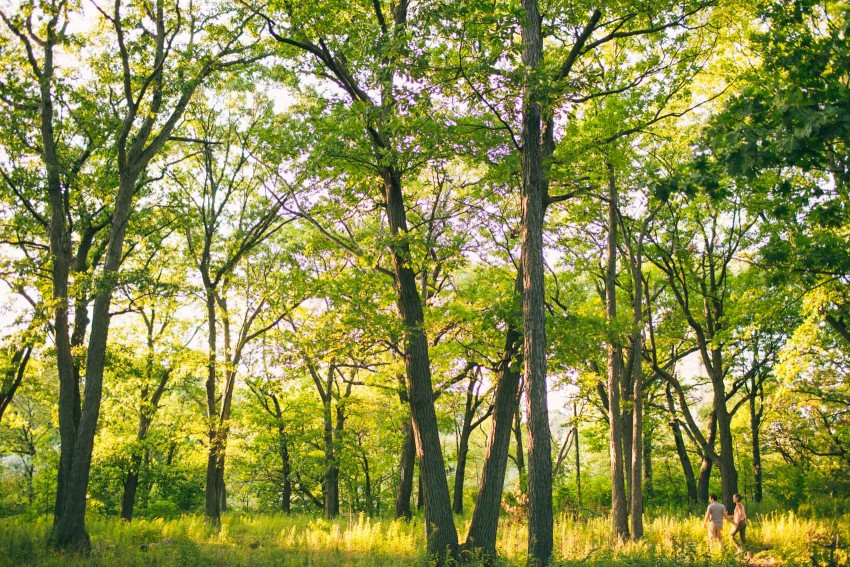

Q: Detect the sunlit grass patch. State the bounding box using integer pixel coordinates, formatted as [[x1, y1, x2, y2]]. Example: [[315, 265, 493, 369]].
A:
[[0, 510, 847, 566]]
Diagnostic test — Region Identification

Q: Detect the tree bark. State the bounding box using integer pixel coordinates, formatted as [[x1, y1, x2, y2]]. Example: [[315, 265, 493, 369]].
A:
[[515, 394, 526, 481], [27, 17, 79, 544], [665, 384, 697, 506], [329, 398, 346, 517], [384, 165, 458, 559], [452, 390, 473, 515], [697, 457, 713, 505], [396, 417, 416, 519], [711, 351, 738, 509], [627, 215, 647, 540], [643, 426, 653, 501], [465, 272, 522, 554], [750, 383, 763, 503], [322, 396, 339, 518], [605, 164, 629, 541], [217, 460, 227, 512], [621, 347, 633, 509], [279, 422, 292, 513], [204, 290, 222, 525], [452, 427, 471, 515], [520, 1, 554, 563], [674, 430, 697, 505], [574, 408, 582, 509], [121, 467, 140, 521], [697, 412, 717, 505], [52, 163, 137, 549], [259, 392, 293, 514], [629, 378, 643, 539], [417, 464, 424, 511]]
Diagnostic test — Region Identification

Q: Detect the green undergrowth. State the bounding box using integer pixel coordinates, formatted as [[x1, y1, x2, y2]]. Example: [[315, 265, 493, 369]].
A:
[[0, 511, 847, 566]]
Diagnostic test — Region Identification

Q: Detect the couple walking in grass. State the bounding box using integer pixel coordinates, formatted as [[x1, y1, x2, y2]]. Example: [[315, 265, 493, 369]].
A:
[[703, 493, 748, 553]]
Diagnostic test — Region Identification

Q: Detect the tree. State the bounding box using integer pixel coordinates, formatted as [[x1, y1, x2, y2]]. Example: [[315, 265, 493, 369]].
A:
[[1, 0, 110, 549], [645, 193, 759, 507], [0, 0, 264, 549], [255, 1, 465, 558], [704, 1, 850, 350], [444, 0, 717, 557], [602, 161, 630, 539], [449, 367, 492, 515], [0, 362, 58, 511], [0, 337, 35, 425], [113, 244, 185, 521], [172, 97, 295, 526]]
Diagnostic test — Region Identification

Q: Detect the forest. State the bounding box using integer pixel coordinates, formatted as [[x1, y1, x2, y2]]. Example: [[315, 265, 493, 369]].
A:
[[0, 0, 848, 565]]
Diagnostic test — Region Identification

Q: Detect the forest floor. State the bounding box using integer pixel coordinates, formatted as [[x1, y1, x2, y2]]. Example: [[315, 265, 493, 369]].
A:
[[0, 510, 847, 566]]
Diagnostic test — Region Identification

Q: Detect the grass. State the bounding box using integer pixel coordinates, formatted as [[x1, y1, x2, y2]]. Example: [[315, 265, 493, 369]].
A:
[[0, 510, 847, 566]]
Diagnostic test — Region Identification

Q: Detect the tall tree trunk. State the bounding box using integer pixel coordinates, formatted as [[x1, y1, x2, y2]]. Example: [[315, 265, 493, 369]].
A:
[[750, 385, 763, 503], [140, 449, 152, 509], [574, 404, 582, 509], [672, 421, 697, 506], [322, 399, 338, 518], [628, 229, 646, 540], [362, 447, 373, 515], [520, 1, 554, 563], [38, 31, 79, 542], [279, 424, 292, 514], [629, 369, 643, 539], [605, 164, 629, 541], [710, 349, 738, 509], [417, 465, 424, 511], [697, 457, 713, 505], [120, 462, 141, 521], [204, 291, 222, 526], [666, 384, 697, 506], [216, 460, 227, 512], [515, 395, 526, 481], [621, 346, 633, 508], [716, 404, 738, 509], [52, 171, 138, 551], [622, 408, 633, 504], [465, 276, 522, 553], [396, 417, 416, 519], [331, 401, 346, 516], [205, 441, 221, 524], [383, 167, 458, 561], [697, 412, 717, 505], [643, 425, 653, 501], [452, 423, 472, 515], [453, 371, 488, 515]]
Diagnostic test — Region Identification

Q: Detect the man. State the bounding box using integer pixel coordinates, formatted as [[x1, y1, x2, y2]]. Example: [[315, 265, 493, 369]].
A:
[[702, 494, 727, 550], [727, 492, 748, 554]]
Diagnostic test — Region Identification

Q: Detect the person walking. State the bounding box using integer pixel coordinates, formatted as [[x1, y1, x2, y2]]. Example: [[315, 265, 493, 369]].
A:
[[727, 493, 748, 554], [703, 494, 727, 550]]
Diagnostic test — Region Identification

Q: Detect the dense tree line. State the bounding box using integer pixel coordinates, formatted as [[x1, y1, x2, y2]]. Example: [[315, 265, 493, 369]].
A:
[[1, 0, 849, 565]]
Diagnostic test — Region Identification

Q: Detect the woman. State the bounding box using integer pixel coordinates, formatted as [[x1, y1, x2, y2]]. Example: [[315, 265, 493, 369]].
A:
[[727, 493, 748, 553]]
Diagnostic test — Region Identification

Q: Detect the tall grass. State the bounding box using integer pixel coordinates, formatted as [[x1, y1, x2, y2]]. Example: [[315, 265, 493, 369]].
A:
[[0, 510, 847, 566]]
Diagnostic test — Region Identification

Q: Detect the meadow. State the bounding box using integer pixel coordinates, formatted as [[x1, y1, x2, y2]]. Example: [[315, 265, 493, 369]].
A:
[[1, 510, 847, 566]]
